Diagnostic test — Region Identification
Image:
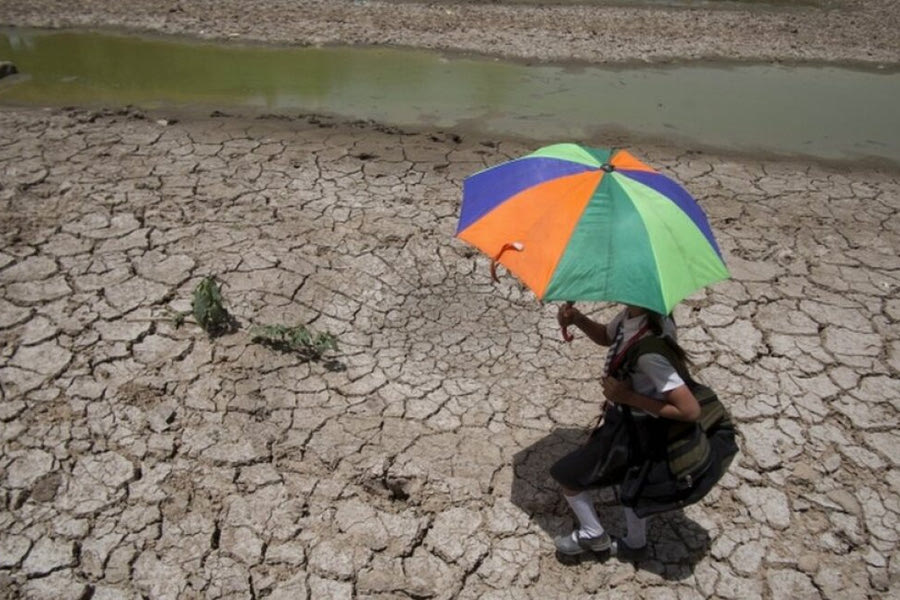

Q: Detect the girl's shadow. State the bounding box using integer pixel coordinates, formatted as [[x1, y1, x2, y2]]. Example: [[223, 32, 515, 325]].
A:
[[510, 427, 711, 580]]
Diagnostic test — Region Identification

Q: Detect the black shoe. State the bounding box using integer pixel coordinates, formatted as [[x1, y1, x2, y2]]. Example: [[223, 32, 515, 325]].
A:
[[610, 536, 648, 562]]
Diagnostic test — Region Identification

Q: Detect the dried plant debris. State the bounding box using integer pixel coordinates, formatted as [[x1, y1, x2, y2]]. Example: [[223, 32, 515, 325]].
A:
[[250, 323, 338, 361]]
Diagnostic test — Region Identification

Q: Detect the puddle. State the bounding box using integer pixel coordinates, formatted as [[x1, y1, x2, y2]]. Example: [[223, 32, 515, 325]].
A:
[[1, 27, 898, 165]]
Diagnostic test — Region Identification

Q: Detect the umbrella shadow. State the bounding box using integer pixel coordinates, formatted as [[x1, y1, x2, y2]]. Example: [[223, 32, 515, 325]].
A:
[[510, 427, 711, 580]]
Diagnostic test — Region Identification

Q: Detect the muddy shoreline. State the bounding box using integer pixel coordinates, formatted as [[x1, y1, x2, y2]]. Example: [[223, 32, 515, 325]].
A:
[[2, 23, 899, 172], [1, 0, 898, 67]]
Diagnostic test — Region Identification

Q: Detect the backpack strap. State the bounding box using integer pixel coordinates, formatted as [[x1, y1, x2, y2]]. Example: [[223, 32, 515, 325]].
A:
[[617, 335, 696, 388]]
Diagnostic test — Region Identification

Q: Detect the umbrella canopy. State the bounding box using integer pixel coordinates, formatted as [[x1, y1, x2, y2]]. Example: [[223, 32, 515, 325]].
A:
[[455, 143, 729, 315]]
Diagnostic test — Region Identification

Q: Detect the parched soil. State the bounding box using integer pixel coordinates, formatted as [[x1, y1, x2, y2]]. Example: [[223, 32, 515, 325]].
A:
[[0, 2, 899, 600], [0, 0, 899, 66]]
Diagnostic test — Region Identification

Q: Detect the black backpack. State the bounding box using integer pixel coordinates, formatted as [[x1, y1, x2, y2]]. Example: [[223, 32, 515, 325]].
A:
[[615, 336, 739, 518]]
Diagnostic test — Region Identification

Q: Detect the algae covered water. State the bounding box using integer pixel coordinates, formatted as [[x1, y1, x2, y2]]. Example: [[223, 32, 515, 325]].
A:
[[1, 27, 898, 165]]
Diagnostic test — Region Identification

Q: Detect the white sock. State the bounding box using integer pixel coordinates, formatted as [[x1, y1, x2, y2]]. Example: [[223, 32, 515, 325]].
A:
[[564, 491, 605, 538], [623, 507, 647, 548]]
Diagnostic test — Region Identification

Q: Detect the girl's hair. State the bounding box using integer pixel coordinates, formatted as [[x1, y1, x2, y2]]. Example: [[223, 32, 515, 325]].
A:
[[646, 310, 692, 366]]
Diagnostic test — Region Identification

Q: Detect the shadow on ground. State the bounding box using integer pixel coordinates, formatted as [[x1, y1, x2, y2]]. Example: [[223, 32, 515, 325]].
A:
[[511, 427, 711, 581]]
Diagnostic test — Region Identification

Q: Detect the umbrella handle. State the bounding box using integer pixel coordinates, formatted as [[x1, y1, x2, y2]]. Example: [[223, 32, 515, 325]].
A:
[[561, 300, 575, 342]]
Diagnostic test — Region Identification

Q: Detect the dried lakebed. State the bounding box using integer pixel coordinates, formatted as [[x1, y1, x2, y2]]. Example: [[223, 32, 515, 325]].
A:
[[0, 103, 898, 598]]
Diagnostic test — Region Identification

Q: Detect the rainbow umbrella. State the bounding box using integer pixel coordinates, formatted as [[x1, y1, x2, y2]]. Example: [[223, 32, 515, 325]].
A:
[[456, 143, 729, 318]]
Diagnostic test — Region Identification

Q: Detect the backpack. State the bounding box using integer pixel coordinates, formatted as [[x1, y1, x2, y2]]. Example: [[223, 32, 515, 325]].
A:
[[615, 336, 739, 517]]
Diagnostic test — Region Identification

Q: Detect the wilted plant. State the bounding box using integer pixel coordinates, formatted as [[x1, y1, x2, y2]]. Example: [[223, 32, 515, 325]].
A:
[[190, 276, 234, 336], [166, 276, 337, 362], [250, 323, 338, 361]]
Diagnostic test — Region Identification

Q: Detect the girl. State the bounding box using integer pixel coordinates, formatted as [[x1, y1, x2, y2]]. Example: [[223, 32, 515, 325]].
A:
[[550, 303, 701, 559]]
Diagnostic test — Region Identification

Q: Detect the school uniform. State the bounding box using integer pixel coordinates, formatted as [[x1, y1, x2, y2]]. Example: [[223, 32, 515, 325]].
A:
[[551, 309, 737, 518]]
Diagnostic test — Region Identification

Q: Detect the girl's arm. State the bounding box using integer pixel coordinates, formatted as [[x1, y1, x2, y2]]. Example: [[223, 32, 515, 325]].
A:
[[558, 305, 612, 346], [602, 379, 701, 422]]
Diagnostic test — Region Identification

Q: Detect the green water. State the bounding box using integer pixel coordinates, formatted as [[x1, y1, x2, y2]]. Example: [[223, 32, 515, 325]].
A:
[[1, 28, 898, 165]]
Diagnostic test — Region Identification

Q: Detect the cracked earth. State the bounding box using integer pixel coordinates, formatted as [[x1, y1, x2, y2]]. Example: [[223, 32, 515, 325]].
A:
[[1, 105, 898, 599], [1, 1, 900, 597]]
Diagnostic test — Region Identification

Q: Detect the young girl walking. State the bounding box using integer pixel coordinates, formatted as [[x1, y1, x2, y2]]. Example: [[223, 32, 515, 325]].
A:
[[550, 302, 702, 559]]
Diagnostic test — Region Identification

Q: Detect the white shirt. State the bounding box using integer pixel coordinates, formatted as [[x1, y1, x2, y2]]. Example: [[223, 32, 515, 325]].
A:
[[606, 310, 685, 402]]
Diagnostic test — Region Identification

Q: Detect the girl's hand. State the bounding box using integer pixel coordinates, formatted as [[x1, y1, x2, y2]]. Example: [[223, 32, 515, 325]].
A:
[[557, 303, 579, 328], [602, 376, 631, 404]]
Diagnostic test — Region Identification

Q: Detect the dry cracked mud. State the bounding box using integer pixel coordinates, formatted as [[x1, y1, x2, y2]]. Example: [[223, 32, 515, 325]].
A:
[[1, 1, 899, 600], [1, 105, 898, 600]]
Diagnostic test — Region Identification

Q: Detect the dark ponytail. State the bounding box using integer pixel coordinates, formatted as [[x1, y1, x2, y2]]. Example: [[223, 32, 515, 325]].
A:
[[647, 311, 691, 366]]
